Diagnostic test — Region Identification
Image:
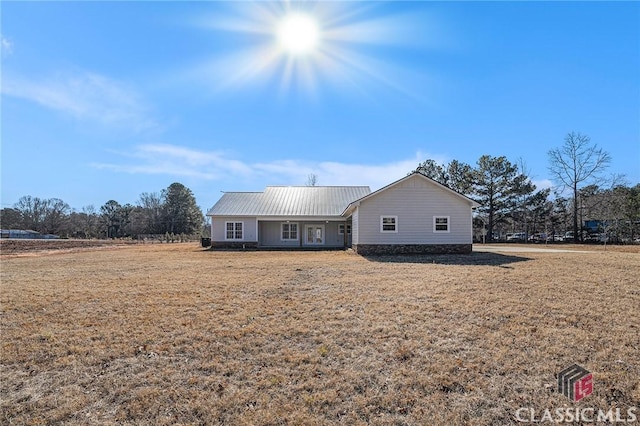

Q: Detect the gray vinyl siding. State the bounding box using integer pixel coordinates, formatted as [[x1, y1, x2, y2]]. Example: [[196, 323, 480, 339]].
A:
[[259, 222, 300, 247], [321, 222, 346, 247], [355, 175, 473, 244], [211, 217, 257, 242]]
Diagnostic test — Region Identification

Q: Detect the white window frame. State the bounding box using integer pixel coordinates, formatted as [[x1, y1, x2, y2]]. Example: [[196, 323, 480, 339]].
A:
[[433, 216, 450, 233], [338, 224, 352, 235], [225, 221, 244, 240], [380, 215, 398, 233], [281, 222, 299, 241]]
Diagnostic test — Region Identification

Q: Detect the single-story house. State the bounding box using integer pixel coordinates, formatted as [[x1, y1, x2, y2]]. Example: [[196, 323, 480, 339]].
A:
[[206, 172, 480, 254], [0, 229, 59, 239]]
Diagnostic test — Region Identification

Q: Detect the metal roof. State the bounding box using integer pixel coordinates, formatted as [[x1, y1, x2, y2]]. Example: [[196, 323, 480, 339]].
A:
[[207, 186, 371, 217]]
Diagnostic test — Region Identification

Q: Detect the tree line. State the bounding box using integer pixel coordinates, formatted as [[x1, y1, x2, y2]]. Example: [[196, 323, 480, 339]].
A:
[[0, 182, 205, 239], [2, 132, 638, 243], [414, 132, 640, 243]]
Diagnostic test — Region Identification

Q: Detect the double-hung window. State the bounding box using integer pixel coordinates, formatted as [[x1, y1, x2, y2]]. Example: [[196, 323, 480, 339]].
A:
[[338, 224, 352, 235], [380, 216, 398, 233], [226, 222, 243, 240], [281, 223, 298, 241], [433, 216, 450, 233]]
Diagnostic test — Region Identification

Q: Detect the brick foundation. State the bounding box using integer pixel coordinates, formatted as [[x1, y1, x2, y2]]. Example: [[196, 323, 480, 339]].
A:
[[211, 241, 258, 250], [353, 244, 472, 255]]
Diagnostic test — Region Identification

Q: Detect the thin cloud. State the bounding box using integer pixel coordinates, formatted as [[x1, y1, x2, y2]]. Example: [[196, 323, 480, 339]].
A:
[[92, 144, 445, 190], [1, 35, 13, 55], [533, 179, 554, 191], [92, 144, 253, 180], [1, 71, 157, 132]]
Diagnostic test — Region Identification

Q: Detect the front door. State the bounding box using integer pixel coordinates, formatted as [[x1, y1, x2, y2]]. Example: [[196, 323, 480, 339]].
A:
[[305, 225, 325, 245]]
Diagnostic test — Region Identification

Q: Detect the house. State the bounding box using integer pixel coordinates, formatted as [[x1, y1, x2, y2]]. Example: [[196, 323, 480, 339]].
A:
[[207, 172, 480, 254], [0, 229, 59, 239], [207, 185, 370, 249]]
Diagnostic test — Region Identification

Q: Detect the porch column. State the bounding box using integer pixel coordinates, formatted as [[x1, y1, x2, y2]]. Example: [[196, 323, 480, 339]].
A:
[[343, 221, 348, 247]]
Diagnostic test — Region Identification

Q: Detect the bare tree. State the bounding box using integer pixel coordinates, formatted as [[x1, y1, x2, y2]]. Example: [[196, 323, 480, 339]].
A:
[[0, 208, 23, 229], [139, 192, 164, 234], [306, 173, 318, 186], [547, 132, 611, 242], [13, 196, 69, 235], [81, 205, 100, 238], [584, 174, 627, 248], [42, 198, 70, 235], [14, 196, 47, 232]]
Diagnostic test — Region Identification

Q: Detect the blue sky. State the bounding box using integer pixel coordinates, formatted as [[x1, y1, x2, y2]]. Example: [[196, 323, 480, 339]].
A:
[[2, 1, 639, 212]]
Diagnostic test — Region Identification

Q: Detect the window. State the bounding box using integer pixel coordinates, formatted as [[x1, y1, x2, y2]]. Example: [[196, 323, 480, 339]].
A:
[[281, 223, 298, 240], [225, 222, 243, 240], [380, 216, 398, 233], [338, 224, 352, 235], [433, 216, 450, 233]]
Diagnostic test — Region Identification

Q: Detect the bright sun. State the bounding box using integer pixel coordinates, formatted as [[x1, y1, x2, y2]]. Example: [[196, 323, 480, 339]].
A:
[[207, 2, 416, 95], [276, 13, 320, 55]]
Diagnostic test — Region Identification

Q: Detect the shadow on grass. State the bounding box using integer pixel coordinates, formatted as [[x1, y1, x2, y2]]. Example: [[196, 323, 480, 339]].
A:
[[361, 251, 531, 267]]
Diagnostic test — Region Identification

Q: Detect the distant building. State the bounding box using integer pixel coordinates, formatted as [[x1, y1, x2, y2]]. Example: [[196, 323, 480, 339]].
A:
[[0, 229, 59, 239]]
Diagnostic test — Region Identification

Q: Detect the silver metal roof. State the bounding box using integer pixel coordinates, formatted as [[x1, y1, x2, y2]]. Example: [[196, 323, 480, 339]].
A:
[[207, 186, 371, 217]]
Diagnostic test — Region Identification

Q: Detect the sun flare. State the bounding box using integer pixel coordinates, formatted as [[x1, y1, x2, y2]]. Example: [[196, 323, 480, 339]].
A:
[[276, 13, 320, 54], [204, 2, 424, 96]]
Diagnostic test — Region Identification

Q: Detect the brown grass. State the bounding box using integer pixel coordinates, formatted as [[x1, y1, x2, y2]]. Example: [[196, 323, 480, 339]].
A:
[[1, 244, 639, 425]]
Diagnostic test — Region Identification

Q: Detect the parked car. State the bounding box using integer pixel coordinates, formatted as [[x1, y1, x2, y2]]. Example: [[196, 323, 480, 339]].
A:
[[585, 233, 603, 243], [528, 233, 547, 243], [546, 234, 564, 242], [507, 232, 526, 242]]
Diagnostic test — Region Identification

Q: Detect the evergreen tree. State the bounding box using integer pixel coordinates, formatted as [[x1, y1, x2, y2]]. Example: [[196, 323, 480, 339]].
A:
[[161, 183, 203, 235], [472, 155, 533, 241]]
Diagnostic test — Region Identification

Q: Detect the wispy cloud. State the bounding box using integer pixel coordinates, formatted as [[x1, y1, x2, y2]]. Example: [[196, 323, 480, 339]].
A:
[[92, 144, 445, 190], [1, 35, 13, 55], [533, 179, 554, 191], [92, 144, 249, 180], [1, 71, 157, 132]]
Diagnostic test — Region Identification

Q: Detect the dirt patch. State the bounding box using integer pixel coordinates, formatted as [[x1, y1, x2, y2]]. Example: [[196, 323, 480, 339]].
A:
[[1, 244, 638, 424], [0, 239, 143, 257]]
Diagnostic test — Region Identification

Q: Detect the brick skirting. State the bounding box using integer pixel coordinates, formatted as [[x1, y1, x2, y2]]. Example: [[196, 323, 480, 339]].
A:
[[353, 244, 472, 255]]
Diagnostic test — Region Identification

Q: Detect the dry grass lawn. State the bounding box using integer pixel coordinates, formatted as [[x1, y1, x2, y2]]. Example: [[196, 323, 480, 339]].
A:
[[1, 243, 639, 425]]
